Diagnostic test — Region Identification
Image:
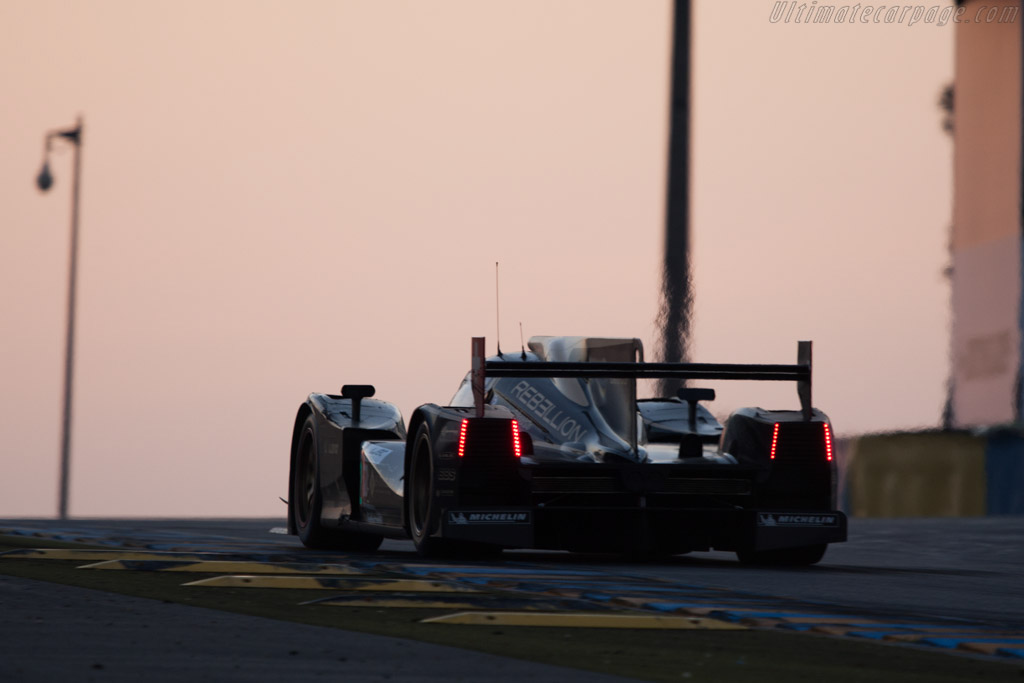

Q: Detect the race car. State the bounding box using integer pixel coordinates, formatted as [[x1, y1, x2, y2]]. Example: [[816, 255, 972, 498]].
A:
[[286, 336, 846, 564]]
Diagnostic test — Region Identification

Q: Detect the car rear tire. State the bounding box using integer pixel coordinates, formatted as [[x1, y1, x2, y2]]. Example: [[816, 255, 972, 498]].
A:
[[293, 415, 383, 552], [408, 423, 447, 556], [736, 543, 827, 566]]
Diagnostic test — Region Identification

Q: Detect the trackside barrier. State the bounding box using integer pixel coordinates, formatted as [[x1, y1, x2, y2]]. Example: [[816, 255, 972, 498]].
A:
[[841, 429, 1024, 517], [985, 429, 1024, 515]]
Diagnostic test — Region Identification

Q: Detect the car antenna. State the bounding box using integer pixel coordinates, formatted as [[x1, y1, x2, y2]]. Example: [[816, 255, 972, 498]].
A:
[[519, 322, 527, 360], [495, 261, 503, 357]]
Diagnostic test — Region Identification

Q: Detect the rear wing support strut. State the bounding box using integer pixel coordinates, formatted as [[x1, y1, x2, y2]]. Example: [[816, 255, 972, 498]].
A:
[[797, 341, 812, 422]]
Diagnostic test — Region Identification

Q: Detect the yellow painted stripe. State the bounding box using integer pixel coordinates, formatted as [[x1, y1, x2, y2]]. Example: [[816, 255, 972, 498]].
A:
[[0, 549, 217, 562], [78, 560, 365, 575], [421, 612, 747, 629], [183, 576, 480, 592]]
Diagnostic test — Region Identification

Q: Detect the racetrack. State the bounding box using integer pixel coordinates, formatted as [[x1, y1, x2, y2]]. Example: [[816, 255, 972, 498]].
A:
[[564, 517, 1024, 628], [1, 516, 1022, 680], [5, 516, 1018, 627]]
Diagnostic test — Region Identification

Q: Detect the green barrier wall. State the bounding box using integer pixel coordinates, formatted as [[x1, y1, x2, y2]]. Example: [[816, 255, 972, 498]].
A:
[[846, 432, 987, 517]]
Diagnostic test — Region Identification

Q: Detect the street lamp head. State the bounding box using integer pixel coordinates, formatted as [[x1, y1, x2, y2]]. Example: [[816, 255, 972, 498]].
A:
[[38, 121, 82, 193], [36, 160, 54, 192]]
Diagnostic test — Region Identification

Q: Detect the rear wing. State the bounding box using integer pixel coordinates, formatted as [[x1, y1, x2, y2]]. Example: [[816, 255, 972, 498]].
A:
[[475, 339, 815, 421]]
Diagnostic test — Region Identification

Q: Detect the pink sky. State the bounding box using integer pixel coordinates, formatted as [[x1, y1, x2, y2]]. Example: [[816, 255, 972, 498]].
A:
[[0, 1, 953, 517]]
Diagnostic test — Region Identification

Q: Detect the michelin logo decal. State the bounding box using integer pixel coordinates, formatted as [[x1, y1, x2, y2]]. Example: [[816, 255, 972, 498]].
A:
[[448, 511, 531, 525], [758, 513, 838, 527]]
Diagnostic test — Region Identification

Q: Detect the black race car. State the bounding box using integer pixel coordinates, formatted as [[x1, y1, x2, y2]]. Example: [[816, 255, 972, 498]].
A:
[[286, 336, 846, 564]]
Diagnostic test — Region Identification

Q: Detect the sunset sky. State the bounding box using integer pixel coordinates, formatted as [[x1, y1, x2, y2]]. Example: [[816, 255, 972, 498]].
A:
[[1, 1, 954, 517]]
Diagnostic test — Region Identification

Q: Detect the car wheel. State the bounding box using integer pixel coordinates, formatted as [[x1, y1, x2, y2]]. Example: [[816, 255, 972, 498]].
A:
[[408, 423, 444, 556], [293, 415, 331, 549], [293, 415, 383, 552], [736, 543, 827, 566]]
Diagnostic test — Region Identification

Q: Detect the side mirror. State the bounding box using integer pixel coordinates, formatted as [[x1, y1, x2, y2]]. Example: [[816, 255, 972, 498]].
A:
[[678, 388, 715, 430], [677, 388, 715, 403], [518, 431, 534, 456], [341, 384, 375, 422]]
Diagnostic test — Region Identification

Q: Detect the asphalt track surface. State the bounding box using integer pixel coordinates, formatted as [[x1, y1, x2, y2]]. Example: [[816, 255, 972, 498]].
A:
[[1, 516, 1022, 680], [0, 575, 642, 683]]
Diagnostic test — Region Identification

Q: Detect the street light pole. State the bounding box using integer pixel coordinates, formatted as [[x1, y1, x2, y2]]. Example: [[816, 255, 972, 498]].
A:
[[37, 116, 83, 521]]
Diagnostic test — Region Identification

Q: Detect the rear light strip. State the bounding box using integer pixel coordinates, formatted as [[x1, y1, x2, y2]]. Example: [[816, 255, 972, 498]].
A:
[[511, 420, 522, 458], [457, 418, 468, 458], [457, 418, 522, 459], [770, 421, 834, 462]]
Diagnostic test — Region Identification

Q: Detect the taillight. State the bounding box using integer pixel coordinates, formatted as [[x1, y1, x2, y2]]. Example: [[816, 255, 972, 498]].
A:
[[511, 420, 522, 458], [457, 418, 522, 459], [823, 423, 833, 462], [770, 422, 779, 460], [457, 418, 468, 458]]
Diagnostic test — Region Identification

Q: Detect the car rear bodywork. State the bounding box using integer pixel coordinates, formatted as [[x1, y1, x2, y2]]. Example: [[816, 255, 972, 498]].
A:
[[288, 336, 847, 563]]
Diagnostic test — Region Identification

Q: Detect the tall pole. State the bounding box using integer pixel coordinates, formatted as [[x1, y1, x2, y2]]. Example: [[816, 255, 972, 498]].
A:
[[38, 116, 83, 520], [59, 116, 82, 520], [659, 0, 692, 397]]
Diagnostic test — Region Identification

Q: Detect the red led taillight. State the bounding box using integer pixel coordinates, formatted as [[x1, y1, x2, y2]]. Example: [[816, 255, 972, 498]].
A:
[[770, 422, 779, 460], [511, 420, 522, 458], [457, 419, 468, 458], [823, 422, 833, 462]]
